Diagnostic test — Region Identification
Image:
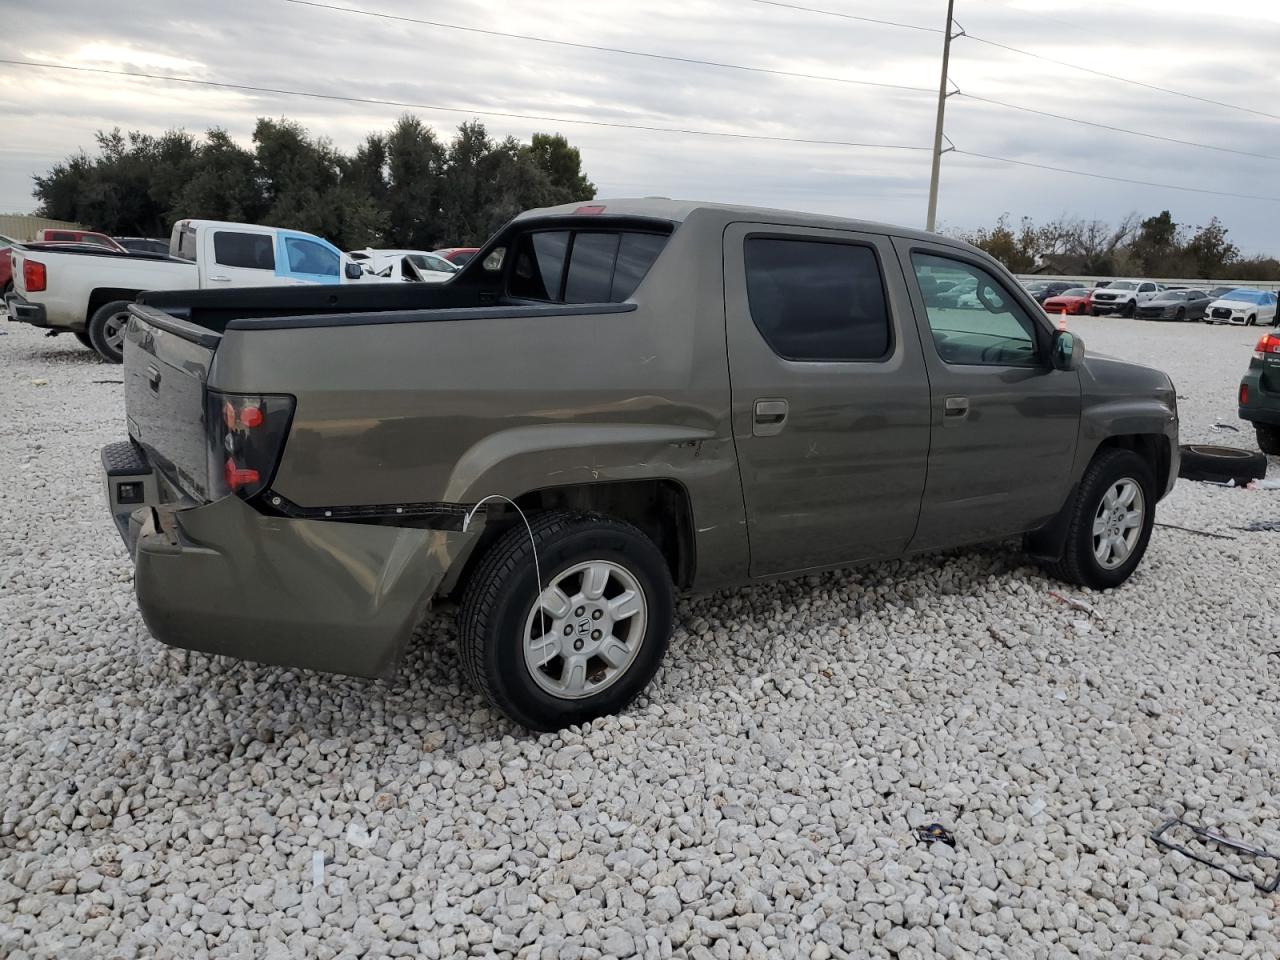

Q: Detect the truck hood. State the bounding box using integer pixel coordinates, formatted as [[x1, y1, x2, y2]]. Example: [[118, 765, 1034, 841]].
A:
[[1080, 351, 1176, 404]]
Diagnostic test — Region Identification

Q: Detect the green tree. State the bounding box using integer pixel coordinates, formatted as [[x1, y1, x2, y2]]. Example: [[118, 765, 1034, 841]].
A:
[[1183, 218, 1239, 279]]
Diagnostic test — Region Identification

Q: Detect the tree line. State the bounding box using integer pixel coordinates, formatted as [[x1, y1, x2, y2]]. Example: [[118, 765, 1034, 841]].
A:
[[951, 210, 1280, 280], [31, 116, 597, 250]]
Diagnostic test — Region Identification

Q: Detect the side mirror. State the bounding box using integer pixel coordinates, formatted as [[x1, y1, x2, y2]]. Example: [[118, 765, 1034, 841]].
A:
[[344, 262, 363, 280], [1051, 329, 1084, 372]]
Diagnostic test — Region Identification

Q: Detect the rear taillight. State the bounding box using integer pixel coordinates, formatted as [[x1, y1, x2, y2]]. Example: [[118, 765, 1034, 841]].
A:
[[23, 259, 46, 292], [1254, 333, 1280, 360], [1240, 383, 1249, 405], [205, 389, 295, 500]]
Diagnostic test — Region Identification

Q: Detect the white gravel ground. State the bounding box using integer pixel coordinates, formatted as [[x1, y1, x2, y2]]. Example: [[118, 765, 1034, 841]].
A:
[[2, 315, 1280, 960]]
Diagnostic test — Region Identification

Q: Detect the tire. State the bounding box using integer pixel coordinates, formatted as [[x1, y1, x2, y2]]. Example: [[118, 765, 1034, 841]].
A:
[[87, 299, 132, 363], [1175, 307, 1185, 321], [1248, 315, 1257, 327], [1178, 444, 1267, 485], [1123, 300, 1136, 318], [458, 510, 674, 731], [1042, 448, 1155, 590], [1257, 426, 1280, 456], [73, 331, 94, 350]]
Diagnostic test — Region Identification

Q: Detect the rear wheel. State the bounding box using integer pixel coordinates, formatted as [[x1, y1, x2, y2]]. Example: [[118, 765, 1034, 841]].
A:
[[1042, 449, 1155, 590], [1258, 426, 1280, 456], [458, 510, 674, 730], [87, 300, 132, 363], [73, 331, 94, 350]]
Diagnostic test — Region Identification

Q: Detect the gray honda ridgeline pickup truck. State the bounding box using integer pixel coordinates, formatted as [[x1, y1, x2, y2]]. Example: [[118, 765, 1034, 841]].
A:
[[102, 199, 1178, 730]]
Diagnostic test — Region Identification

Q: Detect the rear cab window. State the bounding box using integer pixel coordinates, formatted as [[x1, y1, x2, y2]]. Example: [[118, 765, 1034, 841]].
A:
[[505, 228, 668, 304]]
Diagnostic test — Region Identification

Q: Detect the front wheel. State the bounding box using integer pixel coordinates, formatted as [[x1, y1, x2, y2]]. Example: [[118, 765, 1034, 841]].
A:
[[87, 300, 133, 363], [1041, 448, 1155, 590], [1248, 315, 1257, 327], [1175, 307, 1186, 321], [1123, 301, 1136, 318], [458, 511, 674, 730]]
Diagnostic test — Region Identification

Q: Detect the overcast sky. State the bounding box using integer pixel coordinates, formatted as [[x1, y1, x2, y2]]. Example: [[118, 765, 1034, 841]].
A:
[[2, 0, 1279, 252]]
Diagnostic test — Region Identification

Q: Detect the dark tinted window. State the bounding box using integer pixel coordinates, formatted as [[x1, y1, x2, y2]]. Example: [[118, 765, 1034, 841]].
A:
[[612, 233, 667, 300], [743, 238, 891, 361], [213, 231, 275, 270], [564, 233, 620, 303], [509, 231, 569, 300]]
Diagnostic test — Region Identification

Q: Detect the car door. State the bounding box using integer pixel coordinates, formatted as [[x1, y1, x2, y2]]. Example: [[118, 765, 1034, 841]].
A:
[[276, 231, 344, 285], [1137, 281, 1158, 303], [893, 239, 1081, 549], [202, 228, 279, 287], [724, 223, 931, 577], [1186, 290, 1209, 319]]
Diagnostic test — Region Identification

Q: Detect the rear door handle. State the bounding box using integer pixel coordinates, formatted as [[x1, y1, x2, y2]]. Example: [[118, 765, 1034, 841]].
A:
[[944, 395, 969, 419], [146, 364, 162, 392], [753, 398, 789, 437], [208, 275, 231, 283]]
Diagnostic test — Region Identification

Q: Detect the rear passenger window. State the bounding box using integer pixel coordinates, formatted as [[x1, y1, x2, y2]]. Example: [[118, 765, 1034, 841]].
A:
[[510, 231, 570, 300], [743, 238, 892, 361], [214, 231, 275, 270], [611, 233, 666, 300]]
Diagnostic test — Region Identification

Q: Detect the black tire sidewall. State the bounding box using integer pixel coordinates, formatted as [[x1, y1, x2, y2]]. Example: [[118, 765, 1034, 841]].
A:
[[1074, 451, 1156, 589], [481, 522, 673, 730], [1257, 426, 1280, 456], [88, 300, 131, 363], [1179, 444, 1267, 483]]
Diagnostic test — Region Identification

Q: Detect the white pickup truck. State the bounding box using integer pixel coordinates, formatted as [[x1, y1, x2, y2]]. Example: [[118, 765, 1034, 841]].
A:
[[5, 219, 370, 362]]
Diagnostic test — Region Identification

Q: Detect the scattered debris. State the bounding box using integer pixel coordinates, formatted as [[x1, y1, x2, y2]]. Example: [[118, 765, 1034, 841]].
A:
[[345, 822, 379, 849], [914, 823, 956, 847], [1048, 590, 1100, 620], [1155, 521, 1236, 541], [1072, 619, 1092, 635], [1212, 421, 1241, 432], [29, 378, 48, 386], [1152, 819, 1280, 892], [1240, 520, 1280, 533], [91, 379, 123, 385], [1248, 479, 1280, 490]]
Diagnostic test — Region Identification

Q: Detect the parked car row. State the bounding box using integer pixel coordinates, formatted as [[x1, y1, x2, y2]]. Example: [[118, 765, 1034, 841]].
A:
[[1030, 277, 1280, 326]]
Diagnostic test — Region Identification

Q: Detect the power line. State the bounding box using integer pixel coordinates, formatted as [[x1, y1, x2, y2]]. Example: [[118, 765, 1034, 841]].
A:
[[961, 33, 1280, 123], [0, 58, 932, 154], [954, 149, 1280, 203], [281, 0, 933, 94], [957, 90, 1280, 163], [745, 0, 942, 33]]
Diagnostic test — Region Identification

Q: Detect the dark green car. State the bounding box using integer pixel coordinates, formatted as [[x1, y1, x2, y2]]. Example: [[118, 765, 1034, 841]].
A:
[[1239, 331, 1280, 454]]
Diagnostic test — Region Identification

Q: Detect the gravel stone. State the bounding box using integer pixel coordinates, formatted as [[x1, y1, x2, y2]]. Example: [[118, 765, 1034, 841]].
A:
[[2, 317, 1279, 956]]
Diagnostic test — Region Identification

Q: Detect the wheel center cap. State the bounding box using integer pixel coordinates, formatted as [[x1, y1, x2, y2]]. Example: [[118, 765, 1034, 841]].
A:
[[576, 617, 592, 637]]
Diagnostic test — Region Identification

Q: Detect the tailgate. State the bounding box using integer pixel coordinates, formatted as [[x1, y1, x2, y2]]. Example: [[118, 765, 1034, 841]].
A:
[[124, 304, 221, 501]]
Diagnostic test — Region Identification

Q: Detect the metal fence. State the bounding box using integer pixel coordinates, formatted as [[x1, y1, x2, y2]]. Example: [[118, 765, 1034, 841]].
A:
[[0, 214, 85, 242]]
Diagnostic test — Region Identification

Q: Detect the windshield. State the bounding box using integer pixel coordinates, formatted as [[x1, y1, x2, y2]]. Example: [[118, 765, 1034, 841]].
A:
[[1059, 288, 1090, 297], [1222, 289, 1265, 303], [1158, 291, 1187, 301], [1106, 281, 1138, 291], [408, 254, 458, 273], [1024, 281, 1049, 292]]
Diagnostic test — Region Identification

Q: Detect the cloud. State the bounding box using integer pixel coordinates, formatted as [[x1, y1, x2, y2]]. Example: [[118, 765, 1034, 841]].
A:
[[1, 0, 1278, 254]]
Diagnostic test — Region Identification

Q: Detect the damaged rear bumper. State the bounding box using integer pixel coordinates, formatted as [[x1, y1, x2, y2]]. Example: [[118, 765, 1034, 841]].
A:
[[102, 441, 477, 678]]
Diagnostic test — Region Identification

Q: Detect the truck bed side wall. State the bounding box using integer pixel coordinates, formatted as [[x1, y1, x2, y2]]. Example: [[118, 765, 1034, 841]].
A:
[[208, 209, 751, 591]]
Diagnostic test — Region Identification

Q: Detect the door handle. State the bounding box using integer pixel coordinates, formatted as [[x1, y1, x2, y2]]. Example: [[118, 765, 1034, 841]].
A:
[[944, 396, 969, 418], [753, 398, 789, 437], [146, 364, 162, 392], [208, 275, 231, 282]]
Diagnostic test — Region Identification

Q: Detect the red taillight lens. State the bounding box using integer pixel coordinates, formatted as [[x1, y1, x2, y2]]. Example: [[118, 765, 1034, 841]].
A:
[[1254, 333, 1280, 360], [206, 390, 295, 500], [574, 204, 606, 215], [1240, 384, 1249, 405], [23, 259, 46, 292]]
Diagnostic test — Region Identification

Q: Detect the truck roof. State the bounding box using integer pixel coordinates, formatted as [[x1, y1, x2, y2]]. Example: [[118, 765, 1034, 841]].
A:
[[515, 197, 969, 250]]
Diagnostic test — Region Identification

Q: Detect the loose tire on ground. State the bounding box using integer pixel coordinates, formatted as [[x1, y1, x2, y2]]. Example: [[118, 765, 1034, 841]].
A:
[[1256, 426, 1280, 456], [1041, 448, 1156, 590], [1178, 444, 1267, 485], [458, 510, 674, 731], [87, 300, 133, 363]]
